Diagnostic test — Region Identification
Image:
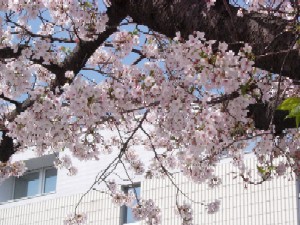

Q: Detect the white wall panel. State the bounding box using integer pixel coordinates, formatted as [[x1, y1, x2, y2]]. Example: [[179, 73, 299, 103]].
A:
[[140, 156, 298, 225], [0, 191, 121, 225], [0, 155, 298, 225]]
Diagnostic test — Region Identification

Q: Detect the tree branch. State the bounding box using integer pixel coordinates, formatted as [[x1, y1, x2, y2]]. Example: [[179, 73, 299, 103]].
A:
[[0, 94, 20, 106], [112, 0, 298, 78], [254, 49, 300, 80]]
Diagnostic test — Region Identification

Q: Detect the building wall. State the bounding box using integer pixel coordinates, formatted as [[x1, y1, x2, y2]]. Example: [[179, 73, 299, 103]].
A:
[[142, 156, 298, 225], [0, 147, 154, 205], [0, 155, 298, 225], [55, 147, 153, 196], [0, 191, 120, 225]]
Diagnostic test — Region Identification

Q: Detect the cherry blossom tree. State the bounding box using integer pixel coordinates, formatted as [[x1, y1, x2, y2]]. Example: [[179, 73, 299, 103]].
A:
[[0, 0, 299, 224]]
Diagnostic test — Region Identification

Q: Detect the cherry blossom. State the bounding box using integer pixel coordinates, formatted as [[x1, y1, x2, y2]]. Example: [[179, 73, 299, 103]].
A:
[[0, 1, 299, 224], [176, 203, 194, 225], [132, 199, 161, 225], [64, 213, 87, 225], [0, 161, 27, 180], [207, 200, 221, 214]]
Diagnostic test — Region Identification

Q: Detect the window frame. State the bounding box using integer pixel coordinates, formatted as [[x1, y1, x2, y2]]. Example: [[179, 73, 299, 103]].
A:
[[12, 166, 57, 200], [121, 183, 141, 225]]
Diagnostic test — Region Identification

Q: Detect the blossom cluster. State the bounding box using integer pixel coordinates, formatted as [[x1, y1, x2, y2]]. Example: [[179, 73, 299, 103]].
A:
[[107, 180, 136, 206], [132, 199, 161, 225], [0, 161, 27, 180], [0, 58, 33, 99], [234, 0, 297, 20], [54, 155, 78, 176], [124, 149, 145, 175], [207, 199, 221, 214], [63, 213, 87, 225], [113, 31, 139, 57], [176, 203, 193, 225], [107, 180, 161, 225]]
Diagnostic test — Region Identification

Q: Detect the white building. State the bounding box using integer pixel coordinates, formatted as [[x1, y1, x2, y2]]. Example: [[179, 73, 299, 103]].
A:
[[0, 150, 299, 225]]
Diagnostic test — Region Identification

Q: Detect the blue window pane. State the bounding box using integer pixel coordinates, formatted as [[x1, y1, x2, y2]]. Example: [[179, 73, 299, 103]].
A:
[[44, 168, 57, 193], [14, 172, 40, 199], [124, 186, 140, 224]]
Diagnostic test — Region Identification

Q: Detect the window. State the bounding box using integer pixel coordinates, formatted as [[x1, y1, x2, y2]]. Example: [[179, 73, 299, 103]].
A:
[[13, 167, 57, 200], [122, 183, 141, 224], [14, 171, 40, 199], [44, 168, 57, 193]]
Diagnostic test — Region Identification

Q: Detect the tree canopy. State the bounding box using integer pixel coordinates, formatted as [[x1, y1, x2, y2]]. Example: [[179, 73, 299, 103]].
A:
[[0, 0, 299, 224]]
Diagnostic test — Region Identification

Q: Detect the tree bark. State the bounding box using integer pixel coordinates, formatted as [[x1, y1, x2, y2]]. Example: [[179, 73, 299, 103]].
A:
[[0, 131, 15, 162], [111, 0, 299, 78]]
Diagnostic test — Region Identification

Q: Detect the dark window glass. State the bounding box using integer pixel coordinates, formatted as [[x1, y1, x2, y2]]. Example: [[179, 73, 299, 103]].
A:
[[14, 172, 40, 199], [13, 167, 57, 200], [44, 168, 57, 193]]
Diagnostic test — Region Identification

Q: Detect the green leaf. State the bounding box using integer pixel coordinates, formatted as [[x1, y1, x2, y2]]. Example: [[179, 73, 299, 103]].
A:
[[60, 46, 71, 54], [278, 97, 300, 128], [210, 55, 217, 65], [188, 86, 195, 94], [296, 116, 300, 128], [199, 51, 207, 58], [240, 84, 248, 95], [297, 39, 300, 46], [132, 29, 139, 35], [268, 166, 275, 171], [277, 97, 300, 111], [0, 37, 6, 44], [83, 1, 93, 8], [17, 123, 25, 130], [257, 166, 266, 175], [239, 79, 253, 96], [289, 105, 300, 116]]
